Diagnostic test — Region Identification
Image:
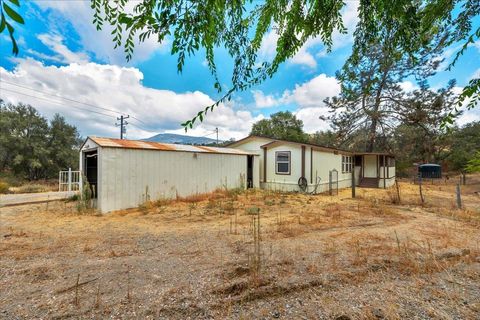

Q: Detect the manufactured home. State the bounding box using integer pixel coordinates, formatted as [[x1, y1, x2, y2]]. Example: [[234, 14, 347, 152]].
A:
[[79, 135, 395, 213], [227, 136, 396, 193], [80, 137, 259, 213]]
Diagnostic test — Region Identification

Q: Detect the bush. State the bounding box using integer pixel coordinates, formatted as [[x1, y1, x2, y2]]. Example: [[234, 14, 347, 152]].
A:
[[0, 181, 10, 194], [16, 184, 49, 194]]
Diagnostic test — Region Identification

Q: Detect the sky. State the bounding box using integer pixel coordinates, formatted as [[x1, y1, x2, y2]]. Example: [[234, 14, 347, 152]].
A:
[[0, 1, 479, 141]]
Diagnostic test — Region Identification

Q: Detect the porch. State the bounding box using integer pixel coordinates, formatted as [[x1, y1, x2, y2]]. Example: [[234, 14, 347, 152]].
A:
[[355, 153, 396, 189]]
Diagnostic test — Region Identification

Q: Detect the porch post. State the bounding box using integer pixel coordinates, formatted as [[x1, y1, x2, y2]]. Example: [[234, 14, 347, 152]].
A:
[[383, 155, 386, 189]]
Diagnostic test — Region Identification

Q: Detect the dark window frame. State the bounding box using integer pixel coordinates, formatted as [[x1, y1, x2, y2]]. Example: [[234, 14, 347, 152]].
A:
[[275, 151, 291, 175]]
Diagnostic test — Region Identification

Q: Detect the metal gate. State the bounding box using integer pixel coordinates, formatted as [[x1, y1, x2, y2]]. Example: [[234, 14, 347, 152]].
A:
[[329, 169, 338, 196], [59, 168, 81, 192]]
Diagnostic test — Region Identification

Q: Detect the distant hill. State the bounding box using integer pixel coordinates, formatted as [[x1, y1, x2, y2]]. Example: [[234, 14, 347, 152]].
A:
[[143, 133, 220, 145]]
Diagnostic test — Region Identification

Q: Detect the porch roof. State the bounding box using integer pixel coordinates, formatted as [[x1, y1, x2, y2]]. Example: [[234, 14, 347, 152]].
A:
[[355, 152, 395, 157]]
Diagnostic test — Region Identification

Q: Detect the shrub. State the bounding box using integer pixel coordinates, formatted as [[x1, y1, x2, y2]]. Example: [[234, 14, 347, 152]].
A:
[[0, 181, 10, 194], [16, 184, 48, 193]]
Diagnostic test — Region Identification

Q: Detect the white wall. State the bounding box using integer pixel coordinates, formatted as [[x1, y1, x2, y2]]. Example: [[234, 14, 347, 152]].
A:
[[230, 137, 273, 182], [363, 155, 378, 178], [91, 147, 255, 213]]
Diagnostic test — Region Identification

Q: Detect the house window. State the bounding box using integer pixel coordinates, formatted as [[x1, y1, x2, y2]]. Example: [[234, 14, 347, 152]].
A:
[[342, 155, 352, 173], [275, 151, 291, 175], [387, 157, 395, 167]]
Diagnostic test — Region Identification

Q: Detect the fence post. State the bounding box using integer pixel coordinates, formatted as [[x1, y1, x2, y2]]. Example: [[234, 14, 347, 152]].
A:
[[68, 168, 72, 192], [329, 170, 332, 196], [456, 184, 462, 209], [351, 168, 356, 198], [419, 176, 425, 204], [58, 171, 61, 192]]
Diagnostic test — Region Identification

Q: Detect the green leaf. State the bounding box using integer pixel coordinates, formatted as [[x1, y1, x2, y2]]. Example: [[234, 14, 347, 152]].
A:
[[3, 2, 24, 24], [0, 15, 6, 33], [8, 0, 20, 6]]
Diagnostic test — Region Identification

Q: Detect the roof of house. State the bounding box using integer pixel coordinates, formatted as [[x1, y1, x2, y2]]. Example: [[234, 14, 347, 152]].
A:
[[84, 137, 258, 156], [225, 135, 394, 156]]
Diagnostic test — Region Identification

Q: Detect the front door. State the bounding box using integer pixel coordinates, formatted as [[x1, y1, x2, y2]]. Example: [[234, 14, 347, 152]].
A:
[[363, 155, 377, 178]]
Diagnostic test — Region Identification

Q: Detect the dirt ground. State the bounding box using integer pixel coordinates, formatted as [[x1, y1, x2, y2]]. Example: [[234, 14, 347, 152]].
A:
[[1, 175, 480, 319]]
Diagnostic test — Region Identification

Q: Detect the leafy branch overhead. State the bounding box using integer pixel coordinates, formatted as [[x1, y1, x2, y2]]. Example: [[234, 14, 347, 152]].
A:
[[0, 0, 24, 55], [90, 0, 346, 130], [1, 1, 479, 131], [89, 0, 479, 130]]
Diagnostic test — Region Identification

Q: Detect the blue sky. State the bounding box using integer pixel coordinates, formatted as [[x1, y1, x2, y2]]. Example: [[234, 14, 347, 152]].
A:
[[0, 1, 479, 140]]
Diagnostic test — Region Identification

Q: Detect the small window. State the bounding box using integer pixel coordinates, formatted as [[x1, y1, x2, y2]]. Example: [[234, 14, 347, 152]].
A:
[[342, 155, 352, 173], [388, 157, 395, 167], [276, 151, 291, 175]]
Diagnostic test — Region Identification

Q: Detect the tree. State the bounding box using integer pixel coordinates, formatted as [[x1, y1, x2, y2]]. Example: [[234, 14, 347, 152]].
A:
[[2, 1, 479, 126], [47, 114, 82, 177], [0, 100, 82, 180], [446, 121, 480, 171], [465, 151, 480, 173], [86, 0, 478, 129], [309, 130, 338, 148], [324, 37, 441, 152], [250, 111, 308, 143]]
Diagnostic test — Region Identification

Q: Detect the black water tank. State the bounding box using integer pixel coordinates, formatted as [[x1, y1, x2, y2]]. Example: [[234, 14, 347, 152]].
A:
[[418, 164, 442, 179]]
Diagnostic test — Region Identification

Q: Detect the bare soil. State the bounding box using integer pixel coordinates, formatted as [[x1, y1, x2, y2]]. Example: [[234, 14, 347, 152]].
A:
[[1, 175, 480, 319]]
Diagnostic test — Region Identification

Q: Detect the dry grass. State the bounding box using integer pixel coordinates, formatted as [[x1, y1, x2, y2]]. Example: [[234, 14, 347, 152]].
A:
[[1, 175, 479, 319]]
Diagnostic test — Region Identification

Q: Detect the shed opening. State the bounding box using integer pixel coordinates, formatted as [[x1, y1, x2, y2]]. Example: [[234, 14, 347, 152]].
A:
[[84, 151, 98, 198], [247, 155, 254, 188]]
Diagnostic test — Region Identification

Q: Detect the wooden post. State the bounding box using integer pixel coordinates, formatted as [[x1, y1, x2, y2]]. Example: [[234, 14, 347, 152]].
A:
[[456, 184, 462, 209], [419, 176, 425, 204], [352, 168, 356, 198], [395, 179, 401, 204]]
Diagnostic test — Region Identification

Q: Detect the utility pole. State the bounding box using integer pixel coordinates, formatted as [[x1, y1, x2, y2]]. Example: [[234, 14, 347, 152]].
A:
[[116, 115, 129, 139], [215, 127, 219, 146]]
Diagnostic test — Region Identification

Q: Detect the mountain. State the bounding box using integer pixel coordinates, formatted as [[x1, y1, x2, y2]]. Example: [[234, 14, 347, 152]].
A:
[[143, 133, 220, 145]]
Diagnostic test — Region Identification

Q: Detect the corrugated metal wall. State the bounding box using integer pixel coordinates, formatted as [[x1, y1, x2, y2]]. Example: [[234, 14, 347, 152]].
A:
[[97, 148, 255, 213]]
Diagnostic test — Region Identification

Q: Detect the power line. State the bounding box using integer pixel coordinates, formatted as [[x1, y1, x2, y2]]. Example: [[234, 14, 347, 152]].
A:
[[0, 87, 117, 119], [0, 80, 148, 124]]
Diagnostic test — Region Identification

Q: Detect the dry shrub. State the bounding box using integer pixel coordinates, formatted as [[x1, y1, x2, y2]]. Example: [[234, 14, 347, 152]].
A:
[[0, 180, 10, 194], [324, 203, 342, 220], [16, 184, 49, 193]]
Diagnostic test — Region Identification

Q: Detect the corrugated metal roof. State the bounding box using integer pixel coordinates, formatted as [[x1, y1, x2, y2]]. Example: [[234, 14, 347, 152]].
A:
[[88, 137, 257, 155]]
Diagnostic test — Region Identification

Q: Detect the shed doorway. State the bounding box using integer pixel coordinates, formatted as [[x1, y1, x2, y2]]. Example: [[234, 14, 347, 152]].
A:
[[84, 150, 98, 198], [247, 155, 254, 188]]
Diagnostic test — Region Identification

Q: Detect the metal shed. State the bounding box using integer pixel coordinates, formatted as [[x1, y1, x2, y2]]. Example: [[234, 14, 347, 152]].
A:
[[418, 164, 442, 179], [79, 137, 259, 213]]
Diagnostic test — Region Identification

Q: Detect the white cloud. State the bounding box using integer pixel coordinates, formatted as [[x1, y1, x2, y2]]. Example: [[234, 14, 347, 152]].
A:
[[250, 74, 340, 132], [399, 81, 417, 92], [294, 107, 331, 133], [283, 73, 341, 108], [32, 33, 90, 64], [251, 90, 281, 108], [0, 58, 260, 140], [290, 46, 317, 68], [33, 1, 166, 65]]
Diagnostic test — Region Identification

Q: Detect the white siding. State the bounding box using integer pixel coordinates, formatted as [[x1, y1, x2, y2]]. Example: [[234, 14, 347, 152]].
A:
[[229, 137, 273, 182], [93, 148, 254, 213], [363, 155, 377, 178], [310, 149, 352, 193]]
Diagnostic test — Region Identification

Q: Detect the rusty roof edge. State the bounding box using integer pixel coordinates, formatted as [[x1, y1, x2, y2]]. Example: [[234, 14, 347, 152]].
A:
[[87, 136, 259, 156]]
